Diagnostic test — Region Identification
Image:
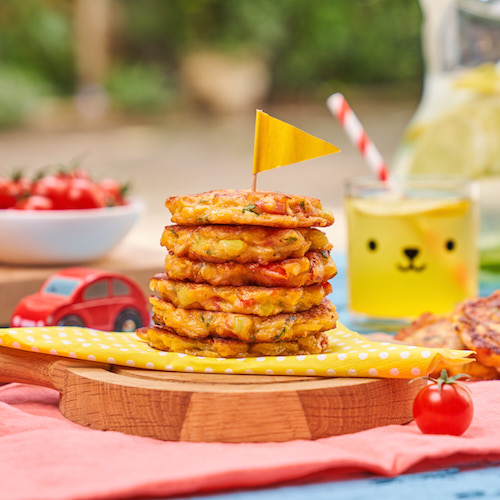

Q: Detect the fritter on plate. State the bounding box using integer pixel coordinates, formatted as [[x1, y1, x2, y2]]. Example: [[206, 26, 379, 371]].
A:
[[137, 325, 329, 358], [150, 273, 332, 316], [161, 225, 331, 263], [396, 309, 499, 380], [165, 189, 335, 228], [396, 312, 464, 349], [149, 295, 337, 343], [163, 251, 337, 287], [455, 290, 500, 369]]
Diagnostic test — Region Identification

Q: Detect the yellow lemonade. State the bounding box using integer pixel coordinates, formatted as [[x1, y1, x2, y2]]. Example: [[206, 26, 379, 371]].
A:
[[346, 180, 478, 323]]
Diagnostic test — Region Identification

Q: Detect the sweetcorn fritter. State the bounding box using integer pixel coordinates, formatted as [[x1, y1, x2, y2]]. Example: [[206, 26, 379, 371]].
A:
[[163, 250, 337, 287], [161, 224, 331, 263], [136, 325, 329, 358], [396, 294, 500, 380], [138, 188, 338, 358], [165, 189, 335, 228], [149, 295, 337, 343], [150, 273, 332, 316], [455, 290, 500, 370]]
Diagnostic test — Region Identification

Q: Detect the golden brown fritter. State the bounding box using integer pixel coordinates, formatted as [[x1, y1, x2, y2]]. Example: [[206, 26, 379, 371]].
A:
[[149, 295, 337, 343], [165, 189, 335, 228], [396, 312, 464, 350], [454, 290, 500, 369], [396, 308, 499, 380], [136, 325, 329, 358], [458, 361, 500, 381], [161, 225, 331, 263], [150, 273, 332, 316], [164, 251, 337, 287]]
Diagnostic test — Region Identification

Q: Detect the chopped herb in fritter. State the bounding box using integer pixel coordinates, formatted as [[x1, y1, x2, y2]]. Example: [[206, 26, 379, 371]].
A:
[[200, 314, 212, 327], [242, 203, 259, 215]]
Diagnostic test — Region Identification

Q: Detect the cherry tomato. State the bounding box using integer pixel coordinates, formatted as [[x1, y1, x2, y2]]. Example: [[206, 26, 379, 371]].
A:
[[0, 178, 17, 208], [413, 370, 473, 436], [0, 173, 31, 208], [65, 177, 106, 209], [11, 174, 32, 198], [98, 178, 129, 206], [54, 164, 89, 180], [68, 166, 90, 179], [14, 195, 54, 210], [32, 174, 70, 209], [1, 165, 130, 211]]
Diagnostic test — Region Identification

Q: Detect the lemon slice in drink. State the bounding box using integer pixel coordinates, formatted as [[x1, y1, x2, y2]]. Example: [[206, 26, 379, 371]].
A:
[[351, 198, 470, 217]]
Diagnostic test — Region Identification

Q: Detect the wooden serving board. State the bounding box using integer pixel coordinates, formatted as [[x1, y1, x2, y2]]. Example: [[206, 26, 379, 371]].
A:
[[0, 346, 425, 442]]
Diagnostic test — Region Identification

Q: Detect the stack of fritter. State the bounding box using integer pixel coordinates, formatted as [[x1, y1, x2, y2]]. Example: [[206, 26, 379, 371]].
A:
[[137, 189, 339, 358], [396, 290, 500, 380]]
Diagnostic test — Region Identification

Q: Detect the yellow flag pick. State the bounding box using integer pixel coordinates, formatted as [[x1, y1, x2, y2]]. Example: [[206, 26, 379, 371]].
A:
[[252, 110, 340, 175]]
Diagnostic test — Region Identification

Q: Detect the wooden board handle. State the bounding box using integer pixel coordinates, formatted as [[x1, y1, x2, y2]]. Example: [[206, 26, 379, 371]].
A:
[[0, 347, 64, 390]]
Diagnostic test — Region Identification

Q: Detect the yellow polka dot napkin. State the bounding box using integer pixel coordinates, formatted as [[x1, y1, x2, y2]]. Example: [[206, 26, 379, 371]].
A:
[[0, 323, 473, 379]]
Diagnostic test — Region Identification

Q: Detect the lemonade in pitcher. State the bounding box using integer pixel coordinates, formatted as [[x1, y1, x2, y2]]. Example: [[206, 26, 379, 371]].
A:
[[393, 0, 500, 271], [345, 176, 478, 328]]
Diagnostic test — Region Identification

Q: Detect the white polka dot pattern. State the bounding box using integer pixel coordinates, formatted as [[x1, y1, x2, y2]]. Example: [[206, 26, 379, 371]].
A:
[[0, 323, 474, 379]]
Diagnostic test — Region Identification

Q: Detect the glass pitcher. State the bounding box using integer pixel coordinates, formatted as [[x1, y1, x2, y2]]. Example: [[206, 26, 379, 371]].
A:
[[393, 0, 500, 272]]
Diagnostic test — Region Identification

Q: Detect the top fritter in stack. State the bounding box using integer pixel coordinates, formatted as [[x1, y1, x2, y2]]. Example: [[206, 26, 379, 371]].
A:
[[137, 189, 339, 358]]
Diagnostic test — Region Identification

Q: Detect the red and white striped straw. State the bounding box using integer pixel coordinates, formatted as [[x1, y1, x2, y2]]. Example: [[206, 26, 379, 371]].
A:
[[327, 92, 391, 182]]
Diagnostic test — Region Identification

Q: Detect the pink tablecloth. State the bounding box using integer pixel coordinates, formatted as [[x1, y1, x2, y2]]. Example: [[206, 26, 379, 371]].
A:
[[2, 380, 500, 500]]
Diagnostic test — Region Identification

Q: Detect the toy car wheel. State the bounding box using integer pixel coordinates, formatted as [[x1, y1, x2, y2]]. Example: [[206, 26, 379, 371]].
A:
[[57, 314, 85, 327], [114, 308, 144, 332]]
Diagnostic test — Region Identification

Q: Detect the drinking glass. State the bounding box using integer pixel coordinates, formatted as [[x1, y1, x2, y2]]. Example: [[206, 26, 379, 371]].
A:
[[345, 175, 479, 331]]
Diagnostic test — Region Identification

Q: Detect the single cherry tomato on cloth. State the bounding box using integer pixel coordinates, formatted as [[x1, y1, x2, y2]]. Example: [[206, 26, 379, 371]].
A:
[[412, 369, 473, 436]]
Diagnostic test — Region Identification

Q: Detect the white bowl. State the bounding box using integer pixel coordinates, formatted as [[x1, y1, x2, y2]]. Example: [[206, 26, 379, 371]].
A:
[[0, 199, 144, 265]]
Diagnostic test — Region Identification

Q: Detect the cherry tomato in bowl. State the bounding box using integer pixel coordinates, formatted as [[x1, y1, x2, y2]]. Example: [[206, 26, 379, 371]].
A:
[[1, 166, 131, 211], [0, 172, 32, 208], [31, 174, 70, 209], [14, 195, 54, 210], [413, 370, 474, 436], [0, 165, 141, 264]]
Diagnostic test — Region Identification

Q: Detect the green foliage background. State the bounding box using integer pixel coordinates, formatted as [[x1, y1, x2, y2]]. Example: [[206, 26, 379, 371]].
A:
[[119, 0, 423, 95], [0, 0, 423, 124]]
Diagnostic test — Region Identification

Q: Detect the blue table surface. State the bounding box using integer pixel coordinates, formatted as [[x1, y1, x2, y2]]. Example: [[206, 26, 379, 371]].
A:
[[170, 253, 500, 500], [169, 461, 500, 500]]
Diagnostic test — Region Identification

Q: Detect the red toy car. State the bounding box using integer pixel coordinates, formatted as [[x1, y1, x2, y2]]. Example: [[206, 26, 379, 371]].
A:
[[10, 267, 150, 332]]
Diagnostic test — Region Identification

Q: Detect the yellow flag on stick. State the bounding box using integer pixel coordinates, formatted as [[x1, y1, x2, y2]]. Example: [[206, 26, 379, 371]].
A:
[[252, 110, 340, 175]]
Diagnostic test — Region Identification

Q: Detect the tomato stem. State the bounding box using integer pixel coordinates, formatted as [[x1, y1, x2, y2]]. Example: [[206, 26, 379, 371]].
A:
[[411, 369, 472, 394]]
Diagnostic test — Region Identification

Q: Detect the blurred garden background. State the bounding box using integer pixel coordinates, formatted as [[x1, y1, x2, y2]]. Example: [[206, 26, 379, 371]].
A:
[[0, 0, 425, 250], [0, 0, 422, 126]]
